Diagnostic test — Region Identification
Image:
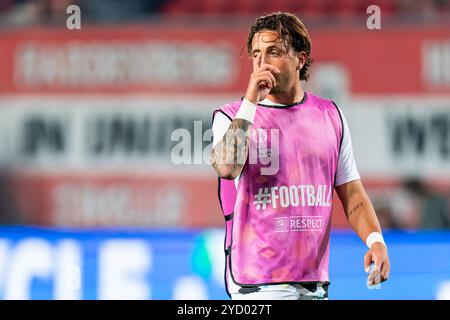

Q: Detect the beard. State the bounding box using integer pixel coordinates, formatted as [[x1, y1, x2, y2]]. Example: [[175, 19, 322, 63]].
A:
[[269, 74, 288, 94], [269, 83, 283, 94], [269, 86, 278, 94]]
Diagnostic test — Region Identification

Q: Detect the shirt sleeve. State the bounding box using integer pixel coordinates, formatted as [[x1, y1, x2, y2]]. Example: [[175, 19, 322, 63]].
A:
[[335, 107, 361, 187], [212, 111, 242, 187], [212, 111, 232, 148]]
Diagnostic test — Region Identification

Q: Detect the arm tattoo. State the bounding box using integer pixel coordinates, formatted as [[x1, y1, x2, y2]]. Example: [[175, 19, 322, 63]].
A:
[[347, 201, 363, 218], [211, 118, 252, 178]]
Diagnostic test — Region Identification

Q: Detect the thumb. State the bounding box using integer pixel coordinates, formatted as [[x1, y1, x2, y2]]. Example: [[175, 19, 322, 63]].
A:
[[364, 250, 372, 273]]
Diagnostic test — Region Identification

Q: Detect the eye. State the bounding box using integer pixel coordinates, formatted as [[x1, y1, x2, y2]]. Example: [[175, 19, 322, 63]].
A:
[[270, 50, 280, 56]]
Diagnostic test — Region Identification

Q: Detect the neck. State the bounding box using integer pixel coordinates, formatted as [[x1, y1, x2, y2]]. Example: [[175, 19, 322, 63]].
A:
[[266, 83, 304, 105]]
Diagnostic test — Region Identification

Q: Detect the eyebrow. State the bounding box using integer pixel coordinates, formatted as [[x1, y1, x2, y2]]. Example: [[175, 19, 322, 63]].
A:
[[251, 45, 283, 55]]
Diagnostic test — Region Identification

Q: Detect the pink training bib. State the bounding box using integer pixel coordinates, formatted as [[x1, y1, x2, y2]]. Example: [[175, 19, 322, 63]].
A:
[[213, 92, 343, 288]]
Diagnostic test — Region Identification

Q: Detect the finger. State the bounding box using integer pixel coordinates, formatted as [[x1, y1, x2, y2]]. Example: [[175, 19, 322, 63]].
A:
[[364, 251, 372, 273], [260, 71, 276, 86], [255, 69, 276, 79], [382, 262, 390, 281], [368, 272, 381, 285], [255, 73, 275, 88], [256, 53, 262, 71], [368, 268, 380, 283], [367, 268, 381, 286], [260, 64, 281, 75], [373, 273, 382, 285], [258, 79, 271, 89], [367, 261, 381, 283], [261, 81, 272, 89], [256, 76, 272, 88], [252, 53, 260, 72], [380, 260, 389, 280]]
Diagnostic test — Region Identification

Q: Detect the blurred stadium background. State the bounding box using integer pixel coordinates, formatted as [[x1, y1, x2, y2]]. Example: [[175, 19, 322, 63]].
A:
[[0, 0, 449, 300]]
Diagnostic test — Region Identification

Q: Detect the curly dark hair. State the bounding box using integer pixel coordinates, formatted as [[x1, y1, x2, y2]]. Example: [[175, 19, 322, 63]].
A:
[[246, 12, 313, 81]]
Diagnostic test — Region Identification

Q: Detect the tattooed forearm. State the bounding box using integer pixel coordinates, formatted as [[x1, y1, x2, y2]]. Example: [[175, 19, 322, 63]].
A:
[[347, 201, 363, 218], [211, 118, 252, 179]]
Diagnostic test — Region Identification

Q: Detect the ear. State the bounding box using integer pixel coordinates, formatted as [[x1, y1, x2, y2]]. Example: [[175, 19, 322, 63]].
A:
[[297, 51, 307, 70]]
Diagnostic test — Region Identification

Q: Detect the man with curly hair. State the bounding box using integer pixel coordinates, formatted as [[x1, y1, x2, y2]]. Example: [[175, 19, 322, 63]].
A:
[[210, 12, 390, 300]]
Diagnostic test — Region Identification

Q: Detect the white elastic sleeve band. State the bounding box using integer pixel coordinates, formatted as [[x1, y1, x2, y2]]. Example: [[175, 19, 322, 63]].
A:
[[366, 232, 386, 249], [234, 98, 257, 123]]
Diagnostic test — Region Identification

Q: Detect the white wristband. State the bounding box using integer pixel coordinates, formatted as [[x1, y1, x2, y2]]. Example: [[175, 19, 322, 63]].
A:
[[366, 232, 386, 249], [235, 98, 257, 123]]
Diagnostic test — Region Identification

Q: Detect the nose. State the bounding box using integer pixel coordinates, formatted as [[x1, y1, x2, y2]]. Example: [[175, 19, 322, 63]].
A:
[[261, 52, 270, 65]]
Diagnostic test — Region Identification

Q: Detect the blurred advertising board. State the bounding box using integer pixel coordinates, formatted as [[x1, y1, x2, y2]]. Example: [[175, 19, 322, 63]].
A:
[[0, 227, 448, 300], [0, 25, 449, 94]]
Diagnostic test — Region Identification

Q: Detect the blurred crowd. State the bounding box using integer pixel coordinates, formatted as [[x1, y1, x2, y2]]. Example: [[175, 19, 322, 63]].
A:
[[0, 0, 449, 26]]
